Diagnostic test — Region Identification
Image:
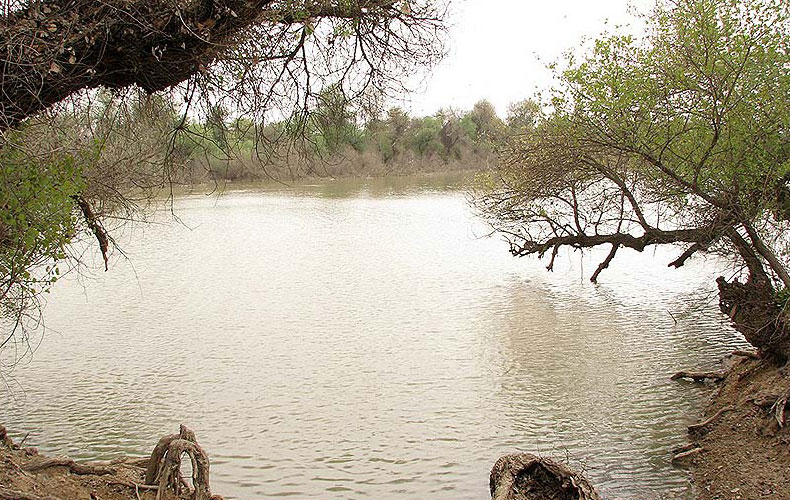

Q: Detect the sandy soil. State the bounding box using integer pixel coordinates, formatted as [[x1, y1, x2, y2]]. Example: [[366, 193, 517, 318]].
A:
[[0, 426, 216, 500], [681, 354, 790, 500]]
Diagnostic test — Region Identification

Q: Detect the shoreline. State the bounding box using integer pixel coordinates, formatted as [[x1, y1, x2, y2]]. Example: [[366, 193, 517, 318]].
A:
[[4, 355, 789, 500], [683, 354, 790, 499]]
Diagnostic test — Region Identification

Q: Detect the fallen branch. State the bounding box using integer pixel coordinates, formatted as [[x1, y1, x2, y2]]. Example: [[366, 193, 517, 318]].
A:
[[688, 407, 734, 435], [22, 458, 115, 476], [671, 447, 703, 463], [671, 370, 725, 382]]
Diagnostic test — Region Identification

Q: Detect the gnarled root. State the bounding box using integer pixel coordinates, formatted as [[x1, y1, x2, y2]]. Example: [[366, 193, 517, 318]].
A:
[[145, 425, 214, 500], [490, 453, 601, 500]]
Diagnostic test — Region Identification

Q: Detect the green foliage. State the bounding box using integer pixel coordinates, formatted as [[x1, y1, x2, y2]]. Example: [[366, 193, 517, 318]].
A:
[[0, 137, 85, 319], [475, 0, 790, 288], [776, 287, 790, 309]]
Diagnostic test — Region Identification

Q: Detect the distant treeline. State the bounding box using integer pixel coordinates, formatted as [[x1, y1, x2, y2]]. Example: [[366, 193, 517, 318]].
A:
[[174, 92, 540, 182]]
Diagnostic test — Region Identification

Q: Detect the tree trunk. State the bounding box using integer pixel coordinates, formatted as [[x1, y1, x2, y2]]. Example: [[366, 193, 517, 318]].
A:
[[489, 454, 601, 500], [717, 276, 790, 361], [0, 0, 274, 130]]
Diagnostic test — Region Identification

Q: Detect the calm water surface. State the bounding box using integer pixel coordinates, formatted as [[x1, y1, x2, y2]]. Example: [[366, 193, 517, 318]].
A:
[[2, 176, 747, 499]]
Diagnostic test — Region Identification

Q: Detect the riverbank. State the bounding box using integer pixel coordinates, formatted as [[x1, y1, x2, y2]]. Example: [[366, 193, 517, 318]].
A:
[[683, 354, 790, 499], [4, 355, 790, 500], [0, 426, 221, 500]]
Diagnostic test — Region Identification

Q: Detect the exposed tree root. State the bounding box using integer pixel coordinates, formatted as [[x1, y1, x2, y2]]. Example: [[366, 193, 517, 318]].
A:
[[145, 425, 216, 500], [0, 426, 15, 448], [22, 458, 115, 476], [671, 447, 703, 463], [671, 370, 725, 383], [688, 407, 735, 435], [107, 481, 158, 491], [489, 453, 601, 500], [770, 385, 790, 427], [732, 349, 761, 360], [0, 486, 60, 500], [671, 442, 699, 455]]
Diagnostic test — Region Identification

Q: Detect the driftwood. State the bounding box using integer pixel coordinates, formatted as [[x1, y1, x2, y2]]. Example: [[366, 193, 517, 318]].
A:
[[145, 425, 215, 500], [489, 453, 601, 500], [671, 371, 725, 383]]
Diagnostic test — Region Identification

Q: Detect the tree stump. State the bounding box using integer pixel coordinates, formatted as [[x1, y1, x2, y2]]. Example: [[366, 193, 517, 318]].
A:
[[490, 453, 601, 500], [145, 425, 213, 500]]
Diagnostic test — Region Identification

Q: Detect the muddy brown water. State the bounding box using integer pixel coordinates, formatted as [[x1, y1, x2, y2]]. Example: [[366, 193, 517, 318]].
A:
[[2, 176, 748, 499]]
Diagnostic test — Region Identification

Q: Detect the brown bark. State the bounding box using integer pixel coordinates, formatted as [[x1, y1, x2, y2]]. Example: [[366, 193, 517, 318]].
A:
[[0, 0, 276, 130], [489, 453, 600, 500], [717, 277, 790, 361], [145, 425, 213, 500], [144, 424, 196, 484]]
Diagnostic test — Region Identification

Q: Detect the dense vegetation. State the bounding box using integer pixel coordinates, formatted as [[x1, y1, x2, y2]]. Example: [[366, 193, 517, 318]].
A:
[[474, 0, 790, 362], [175, 96, 533, 180], [0, 0, 450, 344]]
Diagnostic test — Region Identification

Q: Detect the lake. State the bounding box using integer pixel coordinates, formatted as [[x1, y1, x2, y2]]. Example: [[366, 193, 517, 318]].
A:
[[1, 175, 747, 499]]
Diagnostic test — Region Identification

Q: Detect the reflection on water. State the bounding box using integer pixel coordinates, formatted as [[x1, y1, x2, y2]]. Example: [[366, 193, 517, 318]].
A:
[[2, 176, 746, 499]]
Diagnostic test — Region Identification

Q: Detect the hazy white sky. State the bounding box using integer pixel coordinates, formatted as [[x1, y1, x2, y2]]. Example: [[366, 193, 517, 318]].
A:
[[407, 0, 651, 117]]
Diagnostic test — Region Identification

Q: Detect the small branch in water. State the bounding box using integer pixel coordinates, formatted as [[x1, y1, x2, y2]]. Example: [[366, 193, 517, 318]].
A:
[[671, 446, 703, 463], [590, 243, 620, 283], [671, 442, 699, 455], [671, 370, 725, 383]]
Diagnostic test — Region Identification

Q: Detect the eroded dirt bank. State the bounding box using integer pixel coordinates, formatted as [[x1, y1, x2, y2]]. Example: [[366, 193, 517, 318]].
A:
[[680, 354, 790, 500], [0, 425, 220, 500]]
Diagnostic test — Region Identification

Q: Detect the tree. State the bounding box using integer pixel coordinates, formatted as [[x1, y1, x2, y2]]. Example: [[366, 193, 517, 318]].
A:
[[505, 98, 540, 134], [474, 0, 790, 361], [0, 0, 447, 345]]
